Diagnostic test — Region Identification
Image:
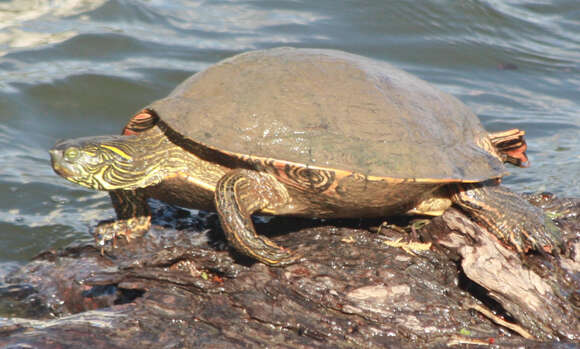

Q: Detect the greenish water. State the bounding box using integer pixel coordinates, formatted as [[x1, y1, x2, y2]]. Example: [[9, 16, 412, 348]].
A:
[[1, 0, 579, 264]]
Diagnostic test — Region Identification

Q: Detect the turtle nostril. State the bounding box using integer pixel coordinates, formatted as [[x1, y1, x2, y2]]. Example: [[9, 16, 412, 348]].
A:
[[49, 149, 60, 159]]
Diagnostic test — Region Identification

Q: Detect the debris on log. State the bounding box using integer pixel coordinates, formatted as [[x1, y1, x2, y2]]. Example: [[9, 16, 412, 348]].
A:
[[0, 194, 578, 348]]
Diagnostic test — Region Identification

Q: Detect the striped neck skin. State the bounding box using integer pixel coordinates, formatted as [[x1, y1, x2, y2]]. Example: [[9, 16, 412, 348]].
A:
[[50, 128, 173, 191]]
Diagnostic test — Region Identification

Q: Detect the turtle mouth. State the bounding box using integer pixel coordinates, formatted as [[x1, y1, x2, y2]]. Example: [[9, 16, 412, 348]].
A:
[[49, 149, 75, 178]]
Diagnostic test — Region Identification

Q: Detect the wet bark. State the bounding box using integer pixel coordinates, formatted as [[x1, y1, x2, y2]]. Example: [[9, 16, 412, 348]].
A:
[[0, 194, 578, 348]]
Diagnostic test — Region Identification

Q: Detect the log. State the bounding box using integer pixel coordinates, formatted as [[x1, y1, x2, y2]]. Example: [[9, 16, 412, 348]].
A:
[[0, 194, 578, 348]]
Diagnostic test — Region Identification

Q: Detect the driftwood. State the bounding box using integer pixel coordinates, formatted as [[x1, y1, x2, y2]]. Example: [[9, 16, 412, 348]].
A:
[[0, 193, 578, 348]]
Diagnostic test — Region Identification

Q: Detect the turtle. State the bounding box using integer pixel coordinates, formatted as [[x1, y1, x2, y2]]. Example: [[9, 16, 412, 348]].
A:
[[49, 47, 560, 266]]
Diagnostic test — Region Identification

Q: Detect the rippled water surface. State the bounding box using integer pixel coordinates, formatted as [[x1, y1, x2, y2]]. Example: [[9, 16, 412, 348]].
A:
[[1, 0, 579, 263]]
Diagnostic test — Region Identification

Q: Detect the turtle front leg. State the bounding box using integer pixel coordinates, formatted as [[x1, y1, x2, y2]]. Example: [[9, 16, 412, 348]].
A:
[[94, 190, 151, 249], [215, 169, 300, 266], [451, 183, 562, 254]]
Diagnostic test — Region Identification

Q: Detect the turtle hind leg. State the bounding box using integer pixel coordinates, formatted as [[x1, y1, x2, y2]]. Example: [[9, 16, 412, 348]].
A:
[[95, 190, 151, 249], [214, 169, 300, 266], [451, 183, 562, 254]]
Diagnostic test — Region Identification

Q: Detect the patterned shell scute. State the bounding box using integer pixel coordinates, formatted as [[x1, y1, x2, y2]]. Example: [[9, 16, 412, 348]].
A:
[[149, 47, 506, 181]]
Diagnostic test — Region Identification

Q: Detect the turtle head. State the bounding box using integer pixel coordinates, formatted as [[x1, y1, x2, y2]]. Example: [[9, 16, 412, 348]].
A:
[[50, 135, 144, 191]]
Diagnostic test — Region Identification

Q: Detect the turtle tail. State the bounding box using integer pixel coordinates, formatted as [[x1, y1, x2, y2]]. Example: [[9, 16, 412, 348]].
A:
[[489, 129, 528, 167]]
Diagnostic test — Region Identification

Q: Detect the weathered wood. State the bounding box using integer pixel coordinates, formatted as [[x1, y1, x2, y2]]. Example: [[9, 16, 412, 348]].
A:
[[426, 208, 579, 341], [0, 195, 578, 348]]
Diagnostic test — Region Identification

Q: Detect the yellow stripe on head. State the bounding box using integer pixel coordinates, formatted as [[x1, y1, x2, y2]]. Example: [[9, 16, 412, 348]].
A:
[[101, 145, 132, 160]]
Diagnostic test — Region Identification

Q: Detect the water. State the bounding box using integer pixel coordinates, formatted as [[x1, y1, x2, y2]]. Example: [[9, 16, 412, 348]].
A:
[[1, 0, 578, 263]]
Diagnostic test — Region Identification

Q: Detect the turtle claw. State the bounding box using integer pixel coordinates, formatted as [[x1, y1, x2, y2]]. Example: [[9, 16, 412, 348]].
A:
[[94, 216, 151, 252], [266, 250, 303, 267], [532, 218, 563, 255], [242, 241, 303, 267], [505, 215, 563, 256], [453, 184, 564, 257]]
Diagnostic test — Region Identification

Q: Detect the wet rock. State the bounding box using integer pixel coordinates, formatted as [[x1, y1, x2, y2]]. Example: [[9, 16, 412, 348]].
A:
[[0, 194, 578, 348]]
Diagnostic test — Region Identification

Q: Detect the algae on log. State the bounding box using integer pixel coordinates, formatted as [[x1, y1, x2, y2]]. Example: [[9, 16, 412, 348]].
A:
[[0, 194, 578, 348]]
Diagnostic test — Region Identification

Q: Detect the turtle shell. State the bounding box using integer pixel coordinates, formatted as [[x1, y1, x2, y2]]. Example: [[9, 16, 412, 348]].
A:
[[148, 47, 506, 182]]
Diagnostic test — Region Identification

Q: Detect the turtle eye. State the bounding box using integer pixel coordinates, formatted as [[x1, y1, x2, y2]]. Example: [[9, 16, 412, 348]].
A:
[[64, 147, 80, 162]]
